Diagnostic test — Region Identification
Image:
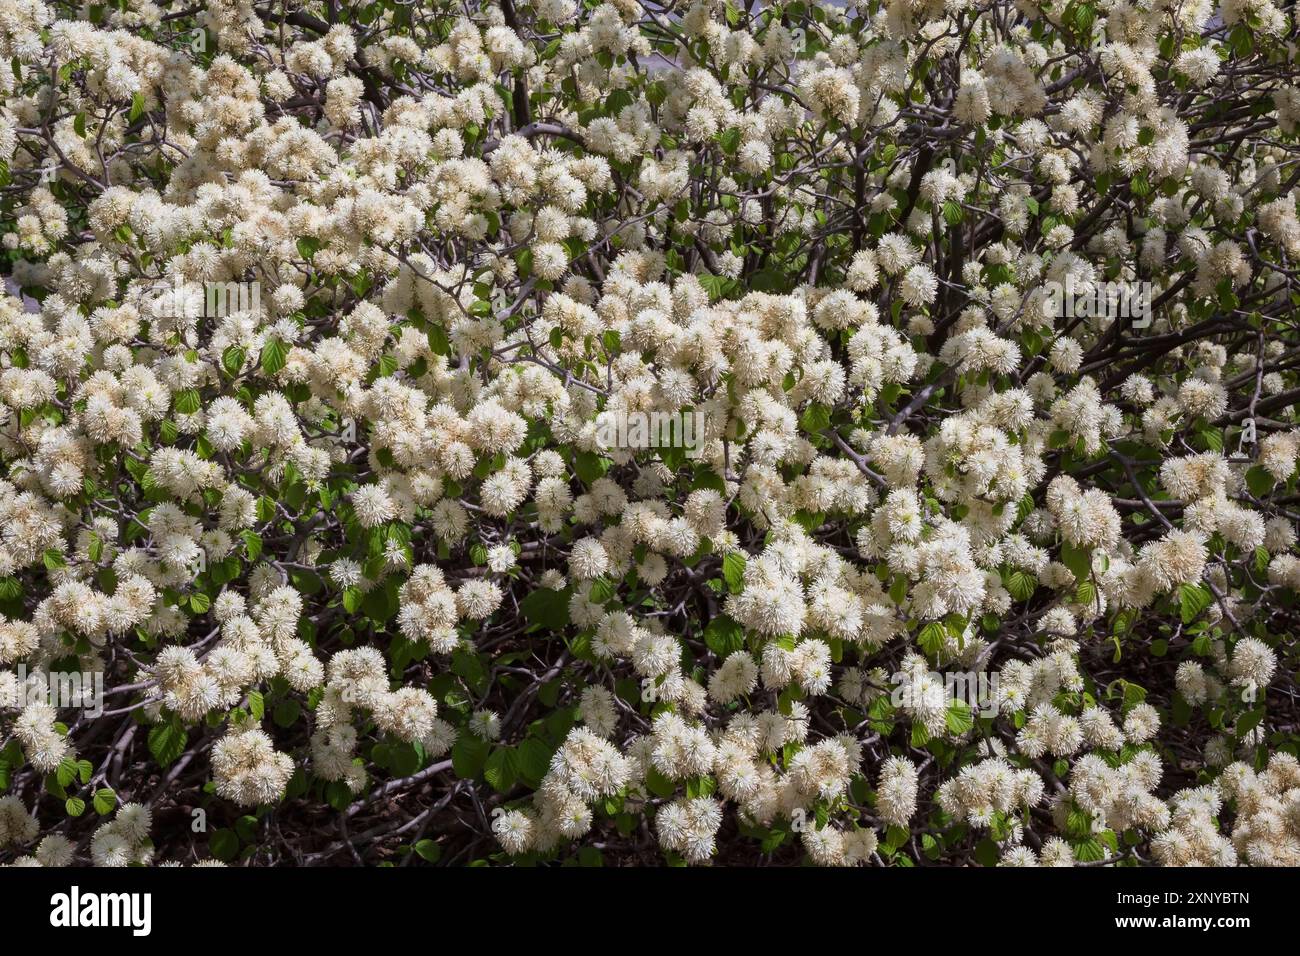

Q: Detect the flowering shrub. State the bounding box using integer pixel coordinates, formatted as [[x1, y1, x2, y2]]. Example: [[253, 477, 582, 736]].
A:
[[0, 0, 1299, 868]]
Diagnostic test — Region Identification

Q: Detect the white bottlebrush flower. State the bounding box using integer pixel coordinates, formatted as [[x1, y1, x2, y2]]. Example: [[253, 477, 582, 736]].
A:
[[0, 0, 1293, 873]]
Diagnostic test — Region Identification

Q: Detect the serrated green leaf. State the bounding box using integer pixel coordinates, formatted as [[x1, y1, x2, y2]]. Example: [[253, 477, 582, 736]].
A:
[[723, 552, 747, 594], [1178, 583, 1212, 624], [93, 788, 116, 815], [148, 719, 188, 768], [703, 615, 746, 657], [945, 700, 974, 734]]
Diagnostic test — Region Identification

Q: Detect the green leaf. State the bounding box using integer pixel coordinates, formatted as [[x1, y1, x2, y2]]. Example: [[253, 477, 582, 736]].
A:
[[918, 620, 946, 657], [209, 828, 239, 861], [1075, 578, 1097, 608], [129, 91, 145, 123], [451, 735, 490, 780], [685, 776, 716, 800], [1059, 542, 1091, 582], [1073, 837, 1106, 862], [1007, 571, 1036, 602], [222, 345, 245, 377], [65, 797, 86, 817], [699, 273, 733, 300], [749, 269, 786, 293], [587, 576, 616, 604], [722, 552, 747, 594], [516, 737, 553, 786], [945, 700, 974, 734], [234, 815, 259, 842], [1245, 466, 1275, 498], [645, 767, 677, 799], [1178, 583, 1212, 624], [148, 719, 188, 768], [572, 451, 610, 485], [484, 747, 518, 793], [1236, 706, 1265, 738], [427, 323, 451, 355], [703, 615, 746, 657], [520, 587, 570, 630], [413, 839, 442, 863], [1196, 424, 1223, 453], [174, 388, 201, 415], [324, 780, 351, 811], [261, 337, 288, 375], [921, 832, 941, 860], [974, 838, 1000, 866], [93, 788, 117, 815], [799, 403, 832, 435]]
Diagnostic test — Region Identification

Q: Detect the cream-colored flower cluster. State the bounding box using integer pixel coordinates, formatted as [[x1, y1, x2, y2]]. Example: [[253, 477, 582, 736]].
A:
[[0, 0, 1298, 867]]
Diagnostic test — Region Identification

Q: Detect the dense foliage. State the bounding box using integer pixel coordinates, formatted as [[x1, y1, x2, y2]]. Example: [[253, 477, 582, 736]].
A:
[[1, 0, 1300, 867]]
